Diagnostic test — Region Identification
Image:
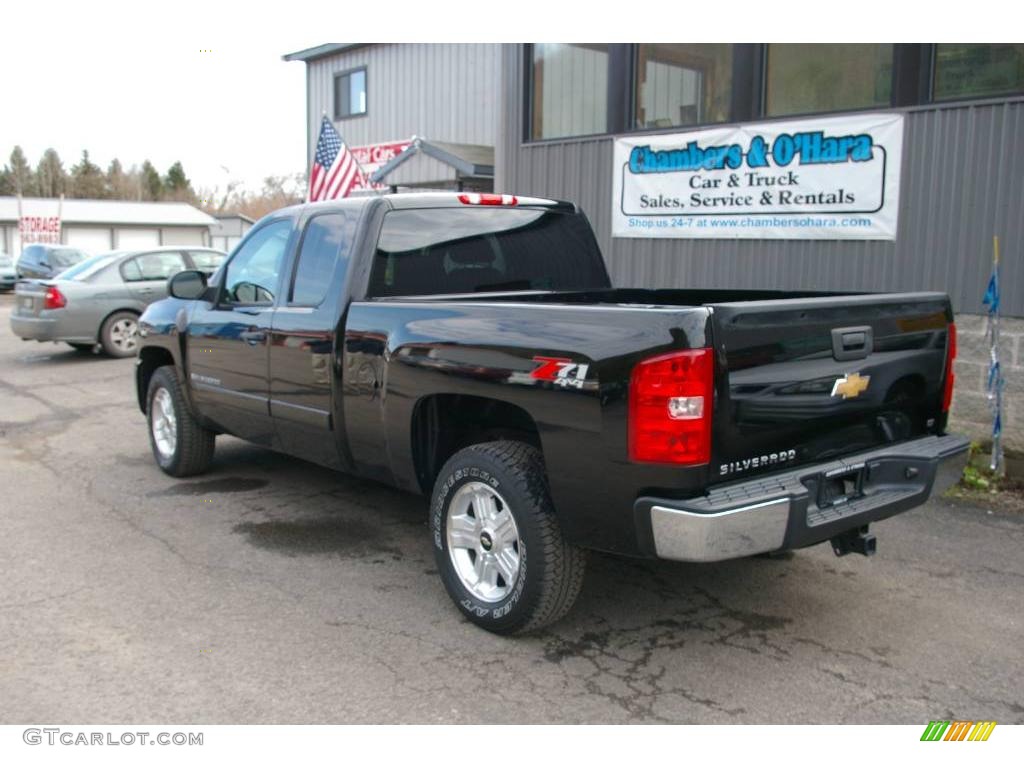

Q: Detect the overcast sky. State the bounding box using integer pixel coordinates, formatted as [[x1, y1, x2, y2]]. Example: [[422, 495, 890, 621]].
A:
[[2, 5, 314, 193], [2, 1, 996, 196]]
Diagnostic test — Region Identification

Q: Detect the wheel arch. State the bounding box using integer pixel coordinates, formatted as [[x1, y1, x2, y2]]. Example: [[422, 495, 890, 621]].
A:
[[98, 305, 141, 335], [410, 393, 544, 495], [136, 346, 175, 413]]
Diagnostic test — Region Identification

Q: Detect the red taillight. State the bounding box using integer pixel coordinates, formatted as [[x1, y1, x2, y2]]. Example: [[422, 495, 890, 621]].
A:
[[457, 193, 518, 206], [43, 285, 66, 310], [629, 348, 714, 465], [941, 322, 957, 412]]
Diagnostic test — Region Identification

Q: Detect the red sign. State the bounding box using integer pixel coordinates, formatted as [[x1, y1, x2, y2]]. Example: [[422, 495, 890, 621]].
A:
[[349, 140, 411, 191], [19, 215, 61, 245]]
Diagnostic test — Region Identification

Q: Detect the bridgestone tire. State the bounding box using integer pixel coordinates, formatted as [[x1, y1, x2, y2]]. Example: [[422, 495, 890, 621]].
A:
[[431, 440, 586, 635], [146, 366, 215, 477]]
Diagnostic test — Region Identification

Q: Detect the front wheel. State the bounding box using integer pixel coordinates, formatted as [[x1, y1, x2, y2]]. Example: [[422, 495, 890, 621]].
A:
[[431, 440, 586, 635], [146, 366, 215, 477]]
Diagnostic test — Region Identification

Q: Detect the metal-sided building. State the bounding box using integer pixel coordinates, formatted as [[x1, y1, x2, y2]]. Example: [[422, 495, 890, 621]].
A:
[[0, 197, 216, 255], [209, 213, 253, 254], [284, 43, 501, 192], [289, 43, 1022, 449]]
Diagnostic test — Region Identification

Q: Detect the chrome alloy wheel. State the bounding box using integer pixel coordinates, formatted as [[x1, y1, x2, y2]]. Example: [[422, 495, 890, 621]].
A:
[[446, 481, 522, 603], [150, 387, 177, 459], [109, 317, 138, 353]]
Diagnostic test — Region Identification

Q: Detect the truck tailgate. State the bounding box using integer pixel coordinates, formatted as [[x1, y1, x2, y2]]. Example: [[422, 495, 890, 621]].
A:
[[709, 292, 953, 482]]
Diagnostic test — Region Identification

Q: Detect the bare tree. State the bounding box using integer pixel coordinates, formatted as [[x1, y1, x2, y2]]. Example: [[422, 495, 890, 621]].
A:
[[36, 149, 67, 197]]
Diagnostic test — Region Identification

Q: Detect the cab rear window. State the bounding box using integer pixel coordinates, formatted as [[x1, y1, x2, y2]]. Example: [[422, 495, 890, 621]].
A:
[[368, 208, 609, 297]]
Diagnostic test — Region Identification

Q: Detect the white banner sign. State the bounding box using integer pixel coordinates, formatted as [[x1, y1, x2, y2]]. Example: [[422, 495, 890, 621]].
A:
[[612, 113, 903, 240]]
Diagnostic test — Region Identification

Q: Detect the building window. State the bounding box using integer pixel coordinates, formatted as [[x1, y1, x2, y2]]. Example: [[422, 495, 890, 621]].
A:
[[933, 44, 1024, 101], [765, 44, 894, 117], [334, 68, 367, 119], [531, 44, 609, 140], [634, 44, 733, 130]]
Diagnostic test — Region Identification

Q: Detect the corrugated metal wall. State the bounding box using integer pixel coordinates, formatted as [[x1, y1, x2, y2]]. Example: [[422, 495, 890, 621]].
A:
[[305, 44, 501, 169], [498, 45, 1024, 318]]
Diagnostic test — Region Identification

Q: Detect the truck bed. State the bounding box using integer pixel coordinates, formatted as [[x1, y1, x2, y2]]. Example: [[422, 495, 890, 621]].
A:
[[347, 287, 952, 554]]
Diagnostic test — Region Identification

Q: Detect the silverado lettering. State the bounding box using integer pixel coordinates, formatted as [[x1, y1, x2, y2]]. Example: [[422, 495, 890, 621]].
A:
[[720, 449, 797, 476]]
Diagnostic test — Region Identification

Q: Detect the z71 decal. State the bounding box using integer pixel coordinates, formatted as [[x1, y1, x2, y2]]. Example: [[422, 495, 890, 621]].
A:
[[531, 356, 590, 390]]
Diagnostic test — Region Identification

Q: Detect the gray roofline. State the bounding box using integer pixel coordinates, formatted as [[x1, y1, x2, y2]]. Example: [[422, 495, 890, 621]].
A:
[[214, 213, 255, 224], [370, 138, 495, 184], [282, 43, 367, 62]]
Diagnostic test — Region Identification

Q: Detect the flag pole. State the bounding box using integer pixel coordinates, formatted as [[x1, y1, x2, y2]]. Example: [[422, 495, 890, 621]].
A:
[[986, 235, 1004, 475], [16, 193, 23, 253]]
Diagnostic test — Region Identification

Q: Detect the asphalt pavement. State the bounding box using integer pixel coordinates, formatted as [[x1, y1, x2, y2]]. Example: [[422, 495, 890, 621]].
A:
[[0, 293, 1021, 724]]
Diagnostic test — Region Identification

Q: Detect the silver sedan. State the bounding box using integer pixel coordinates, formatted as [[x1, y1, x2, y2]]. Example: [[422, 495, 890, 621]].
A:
[[9, 247, 225, 357]]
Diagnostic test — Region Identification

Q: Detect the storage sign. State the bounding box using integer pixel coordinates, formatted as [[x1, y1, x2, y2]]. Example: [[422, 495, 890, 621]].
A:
[[612, 113, 903, 240], [19, 215, 61, 245]]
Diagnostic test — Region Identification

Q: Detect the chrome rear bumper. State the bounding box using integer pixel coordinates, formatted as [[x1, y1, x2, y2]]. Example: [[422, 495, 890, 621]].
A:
[[638, 434, 970, 562]]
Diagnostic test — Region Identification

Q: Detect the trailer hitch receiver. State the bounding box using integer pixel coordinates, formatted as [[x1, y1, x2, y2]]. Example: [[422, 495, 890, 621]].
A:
[[831, 525, 877, 557]]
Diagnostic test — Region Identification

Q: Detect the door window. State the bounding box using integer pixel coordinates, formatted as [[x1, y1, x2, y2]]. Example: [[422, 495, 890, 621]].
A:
[[290, 212, 354, 306], [221, 220, 292, 305]]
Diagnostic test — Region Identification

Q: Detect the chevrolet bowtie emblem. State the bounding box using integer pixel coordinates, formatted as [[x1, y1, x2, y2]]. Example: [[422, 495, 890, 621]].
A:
[[831, 373, 871, 399]]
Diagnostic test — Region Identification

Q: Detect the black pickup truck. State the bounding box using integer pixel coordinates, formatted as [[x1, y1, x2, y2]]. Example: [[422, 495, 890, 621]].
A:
[[135, 192, 968, 634]]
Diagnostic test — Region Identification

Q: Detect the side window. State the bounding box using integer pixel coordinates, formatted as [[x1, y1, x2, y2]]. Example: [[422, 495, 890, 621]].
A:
[[189, 251, 225, 272], [121, 259, 143, 282], [221, 220, 292, 306], [290, 212, 354, 306], [122, 252, 187, 282]]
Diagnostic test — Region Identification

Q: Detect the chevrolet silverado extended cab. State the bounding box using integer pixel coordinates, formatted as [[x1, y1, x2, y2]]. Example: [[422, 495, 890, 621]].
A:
[[135, 192, 968, 634]]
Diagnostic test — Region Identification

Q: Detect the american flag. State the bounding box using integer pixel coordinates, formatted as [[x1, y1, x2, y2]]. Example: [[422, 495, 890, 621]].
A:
[[308, 116, 361, 201]]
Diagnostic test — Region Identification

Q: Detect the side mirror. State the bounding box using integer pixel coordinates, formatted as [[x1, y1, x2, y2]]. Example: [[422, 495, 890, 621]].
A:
[[168, 270, 208, 300]]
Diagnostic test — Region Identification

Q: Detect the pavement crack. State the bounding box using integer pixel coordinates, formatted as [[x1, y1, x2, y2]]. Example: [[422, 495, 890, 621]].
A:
[[0, 587, 87, 611]]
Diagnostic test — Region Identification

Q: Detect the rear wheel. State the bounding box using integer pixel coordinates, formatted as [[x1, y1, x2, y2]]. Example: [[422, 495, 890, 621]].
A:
[[100, 311, 139, 358], [431, 440, 586, 634], [147, 366, 215, 477]]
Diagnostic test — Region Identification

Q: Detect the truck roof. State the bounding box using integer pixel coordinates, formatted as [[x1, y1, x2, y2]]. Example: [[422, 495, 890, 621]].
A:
[[292, 192, 577, 217]]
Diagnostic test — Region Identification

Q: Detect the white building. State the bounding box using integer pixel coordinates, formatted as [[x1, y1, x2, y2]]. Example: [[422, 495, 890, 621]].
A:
[[0, 197, 217, 256], [209, 213, 253, 254]]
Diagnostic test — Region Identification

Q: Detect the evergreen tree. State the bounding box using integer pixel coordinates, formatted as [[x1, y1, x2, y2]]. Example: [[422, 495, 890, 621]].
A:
[[163, 161, 196, 202], [8, 146, 37, 196], [70, 150, 107, 199], [36, 148, 67, 198], [140, 160, 163, 201]]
